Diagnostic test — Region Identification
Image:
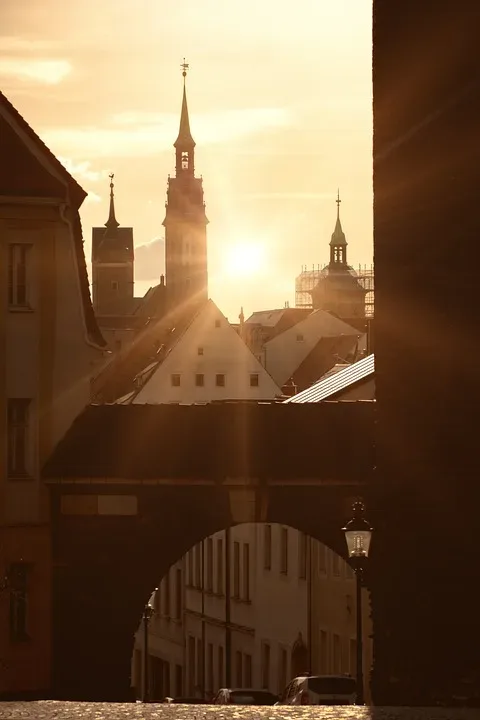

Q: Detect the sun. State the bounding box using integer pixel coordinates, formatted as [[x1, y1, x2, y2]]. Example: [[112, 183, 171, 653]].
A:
[[223, 241, 266, 278]]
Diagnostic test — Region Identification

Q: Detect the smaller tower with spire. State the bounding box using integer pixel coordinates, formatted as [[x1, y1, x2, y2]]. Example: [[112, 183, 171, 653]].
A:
[[329, 189, 347, 267], [310, 191, 367, 319], [91, 174, 134, 317]]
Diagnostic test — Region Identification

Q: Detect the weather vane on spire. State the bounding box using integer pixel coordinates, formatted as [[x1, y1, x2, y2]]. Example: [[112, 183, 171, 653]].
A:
[[109, 172, 114, 189], [181, 58, 189, 79], [336, 188, 341, 216]]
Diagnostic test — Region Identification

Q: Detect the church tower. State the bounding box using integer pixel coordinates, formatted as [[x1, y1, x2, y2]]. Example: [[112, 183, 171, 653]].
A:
[[91, 175, 134, 316], [310, 191, 366, 319], [163, 61, 209, 310]]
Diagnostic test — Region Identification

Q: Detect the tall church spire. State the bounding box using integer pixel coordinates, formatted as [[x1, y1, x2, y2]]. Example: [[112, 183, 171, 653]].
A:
[[105, 173, 120, 233], [329, 189, 347, 266], [174, 59, 195, 176]]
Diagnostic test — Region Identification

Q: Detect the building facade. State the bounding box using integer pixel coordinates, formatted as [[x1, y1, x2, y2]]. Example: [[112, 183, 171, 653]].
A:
[[132, 523, 372, 702], [0, 91, 106, 694]]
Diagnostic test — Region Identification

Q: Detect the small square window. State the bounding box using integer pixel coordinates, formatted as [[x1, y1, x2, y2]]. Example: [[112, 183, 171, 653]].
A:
[[197, 347, 204, 356], [216, 374, 225, 387], [250, 374, 259, 387], [296, 334, 304, 342], [111, 281, 119, 291], [215, 319, 221, 328], [171, 374, 181, 387], [195, 374, 204, 387]]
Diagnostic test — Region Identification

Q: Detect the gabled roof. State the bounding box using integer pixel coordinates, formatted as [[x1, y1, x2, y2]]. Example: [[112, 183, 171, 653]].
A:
[[245, 307, 310, 329], [91, 298, 206, 402], [0, 91, 105, 348], [285, 353, 375, 403], [131, 299, 282, 403]]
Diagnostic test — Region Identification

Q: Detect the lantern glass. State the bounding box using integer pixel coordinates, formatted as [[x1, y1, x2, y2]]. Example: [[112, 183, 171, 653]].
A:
[[345, 529, 372, 558]]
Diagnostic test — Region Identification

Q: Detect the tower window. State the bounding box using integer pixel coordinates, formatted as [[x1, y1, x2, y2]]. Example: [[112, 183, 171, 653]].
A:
[[197, 347, 204, 356], [250, 374, 259, 387], [215, 374, 225, 387], [171, 374, 181, 387], [181, 152, 189, 169]]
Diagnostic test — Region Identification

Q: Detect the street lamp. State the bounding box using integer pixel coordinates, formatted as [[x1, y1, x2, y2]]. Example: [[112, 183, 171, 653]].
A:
[[142, 588, 157, 703], [343, 500, 373, 705]]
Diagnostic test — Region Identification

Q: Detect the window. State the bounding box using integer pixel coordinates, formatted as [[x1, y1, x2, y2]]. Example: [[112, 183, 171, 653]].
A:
[[188, 636, 195, 695], [206, 538, 213, 592], [216, 538, 224, 594], [320, 631, 328, 672], [188, 550, 194, 586], [8, 244, 29, 307], [218, 646, 224, 688], [175, 664, 183, 696], [244, 654, 252, 688], [278, 647, 288, 694], [195, 374, 204, 387], [7, 399, 31, 478], [233, 542, 240, 598], [261, 643, 270, 689], [280, 527, 288, 574], [296, 333, 304, 342], [197, 347, 204, 356], [207, 643, 214, 693], [317, 543, 327, 574], [349, 638, 357, 676], [175, 568, 182, 620], [181, 151, 189, 169], [171, 374, 181, 387], [215, 374, 225, 387], [235, 651, 242, 687], [332, 552, 341, 577], [196, 638, 203, 687], [250, 374, 259, 387], [264, 525, 272, 570], [215, 319, 221, 328], [111, 280, 119, 291], [243, 544, 250, 601], [333, 634, 341, 674], [9, 563, 30, 642], [195, 544, 201, 587], [298, 532, 307, 580], [164, 569, 170, 617]]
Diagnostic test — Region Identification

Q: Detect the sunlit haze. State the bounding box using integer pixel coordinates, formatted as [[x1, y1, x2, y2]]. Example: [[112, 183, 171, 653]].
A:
[[1, 0, 372, 319]]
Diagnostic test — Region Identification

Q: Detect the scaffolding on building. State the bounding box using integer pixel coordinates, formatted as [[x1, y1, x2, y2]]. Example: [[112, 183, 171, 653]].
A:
[[295, 263, 374, 317]]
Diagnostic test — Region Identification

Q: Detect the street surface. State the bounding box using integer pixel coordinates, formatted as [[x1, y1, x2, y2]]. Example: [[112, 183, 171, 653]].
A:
[[0, 703, 477, 720]]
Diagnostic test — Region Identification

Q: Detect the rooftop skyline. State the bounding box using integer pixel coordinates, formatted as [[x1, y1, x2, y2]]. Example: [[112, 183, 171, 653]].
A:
[[1, 0, 372, 319]]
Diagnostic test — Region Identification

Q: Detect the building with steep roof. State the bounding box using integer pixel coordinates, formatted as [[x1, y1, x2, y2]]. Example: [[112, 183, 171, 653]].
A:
[[0, 89, 107, 694]]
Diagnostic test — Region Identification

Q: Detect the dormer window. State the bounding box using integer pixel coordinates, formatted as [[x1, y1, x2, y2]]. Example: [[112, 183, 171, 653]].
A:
[[181, 152, 189, 169]]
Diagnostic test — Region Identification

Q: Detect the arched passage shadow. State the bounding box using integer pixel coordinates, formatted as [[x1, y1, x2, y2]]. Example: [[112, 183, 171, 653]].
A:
[[51, 482, 372, 700]]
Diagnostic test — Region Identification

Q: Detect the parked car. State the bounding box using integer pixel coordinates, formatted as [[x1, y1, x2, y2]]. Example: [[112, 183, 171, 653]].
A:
[[277, 674, 357, 705], [213, 688, 278, 705]]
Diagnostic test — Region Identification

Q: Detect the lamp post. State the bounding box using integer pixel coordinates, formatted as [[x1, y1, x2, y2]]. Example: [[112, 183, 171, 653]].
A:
[[343, 501, 373, 706], [142, 588, 157, 703]]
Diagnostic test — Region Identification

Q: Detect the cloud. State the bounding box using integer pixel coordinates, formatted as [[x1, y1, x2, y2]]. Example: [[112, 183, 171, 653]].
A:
[[243, 192, 334, 201], [84, 191, 102, 204], [57, 156, 102, 183], [39, 107, 291, 159], [0, 37, 62, 53], [134, 237, 165, 280], [0, 58, 71, 84]]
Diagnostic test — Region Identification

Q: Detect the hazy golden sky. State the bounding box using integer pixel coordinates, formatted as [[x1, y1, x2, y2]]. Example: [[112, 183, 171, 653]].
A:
[[1, 0, 372, 320]]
